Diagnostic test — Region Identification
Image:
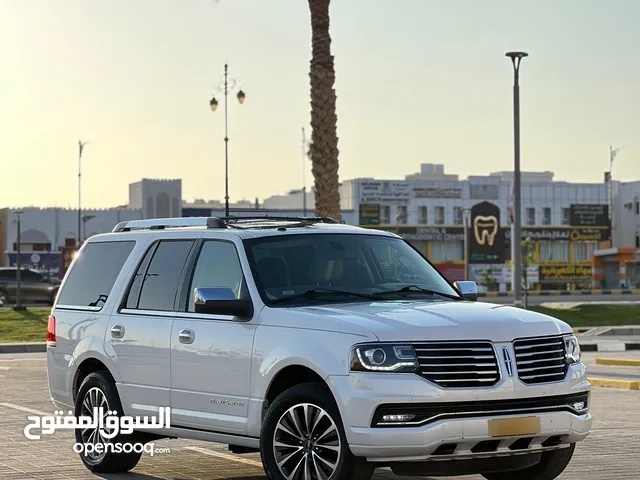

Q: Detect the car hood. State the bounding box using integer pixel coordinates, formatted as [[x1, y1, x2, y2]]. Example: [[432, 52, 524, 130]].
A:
[[296, 300, 571, 342]]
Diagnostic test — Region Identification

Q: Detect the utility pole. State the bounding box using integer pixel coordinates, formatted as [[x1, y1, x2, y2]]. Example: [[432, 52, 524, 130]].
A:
[[506, 51, 528, 308], [13, 211, 26, 311]]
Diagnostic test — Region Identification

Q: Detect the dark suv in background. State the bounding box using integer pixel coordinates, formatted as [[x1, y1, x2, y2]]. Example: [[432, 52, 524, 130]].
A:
[[0, 267, 60, 306]]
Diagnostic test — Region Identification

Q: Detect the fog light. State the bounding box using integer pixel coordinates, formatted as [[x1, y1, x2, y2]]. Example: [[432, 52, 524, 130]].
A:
[[381, 414, 415, 423], [572, 401, 586, 411]]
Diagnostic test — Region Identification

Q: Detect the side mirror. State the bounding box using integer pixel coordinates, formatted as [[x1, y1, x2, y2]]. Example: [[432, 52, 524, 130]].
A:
[[193, 287, 253, 320], [454, 281, 478, 302]]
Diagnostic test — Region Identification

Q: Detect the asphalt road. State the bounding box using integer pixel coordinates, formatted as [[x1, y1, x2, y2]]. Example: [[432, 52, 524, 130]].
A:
[[0, 352, 639, 479], [483, 294, 640, 305]]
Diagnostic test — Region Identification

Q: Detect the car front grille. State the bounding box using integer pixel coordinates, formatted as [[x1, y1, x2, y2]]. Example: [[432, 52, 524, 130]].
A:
[[412, 341, 500, 388], [513, 335, 568, 384]]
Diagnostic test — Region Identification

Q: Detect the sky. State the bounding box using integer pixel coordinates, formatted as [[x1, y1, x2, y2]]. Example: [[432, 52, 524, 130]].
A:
[[1, 0, 638, 209]]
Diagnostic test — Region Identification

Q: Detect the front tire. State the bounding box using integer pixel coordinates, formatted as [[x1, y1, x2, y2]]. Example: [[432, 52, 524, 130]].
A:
[[260, 383, 375, 480], [74, 371, 143, 473], [483, 443, 576, 480]]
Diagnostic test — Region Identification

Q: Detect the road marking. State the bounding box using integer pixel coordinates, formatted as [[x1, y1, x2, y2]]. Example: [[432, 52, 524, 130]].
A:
[[588, 377, 640, 390], [596, 358, 640, 367], [0, 366, 10, 370], [184, 446, 262, 468], [0, 402, 51, 416]]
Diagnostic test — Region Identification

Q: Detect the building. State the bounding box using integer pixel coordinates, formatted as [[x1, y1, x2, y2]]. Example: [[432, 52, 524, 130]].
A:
[[340, 164, 613, 290], [592, 180, 640, 288], [1, 178, 181, 278]]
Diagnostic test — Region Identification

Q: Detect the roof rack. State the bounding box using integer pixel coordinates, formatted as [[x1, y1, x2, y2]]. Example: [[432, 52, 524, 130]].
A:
[[112, 216, 340, 232]]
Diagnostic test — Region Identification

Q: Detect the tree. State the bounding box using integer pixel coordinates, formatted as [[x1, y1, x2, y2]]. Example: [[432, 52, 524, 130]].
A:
[[308, 0, 341, 221]]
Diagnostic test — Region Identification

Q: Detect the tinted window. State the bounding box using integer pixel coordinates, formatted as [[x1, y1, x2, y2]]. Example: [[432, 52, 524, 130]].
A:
[[124, 243, 158, 309], [22, 270, 43, 281], [57, 241, 135, 308], [136, 240, 194, 311], [0, 270, 16, 280], [187, 241, 246, 312], [244, 234, 460, 305]]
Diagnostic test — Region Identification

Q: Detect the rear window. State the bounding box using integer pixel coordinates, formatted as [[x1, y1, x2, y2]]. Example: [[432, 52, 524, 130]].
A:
[[56, 241, 135, 309]]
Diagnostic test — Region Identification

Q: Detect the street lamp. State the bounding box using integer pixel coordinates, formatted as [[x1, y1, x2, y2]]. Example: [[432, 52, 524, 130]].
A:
[[506, 51, 528, 308], [13, 210, 26, 311], [77, 140, 89, 246], [463, 208, 471, 281], [209, 64, 246, 217]]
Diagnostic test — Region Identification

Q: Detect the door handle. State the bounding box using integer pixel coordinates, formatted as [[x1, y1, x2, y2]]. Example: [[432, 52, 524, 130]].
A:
[[178, 329, 195, 344], [110, 324, 125, 339]]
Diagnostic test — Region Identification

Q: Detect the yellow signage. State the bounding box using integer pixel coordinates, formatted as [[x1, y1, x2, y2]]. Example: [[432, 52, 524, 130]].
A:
[[473, 215, 499, 246]]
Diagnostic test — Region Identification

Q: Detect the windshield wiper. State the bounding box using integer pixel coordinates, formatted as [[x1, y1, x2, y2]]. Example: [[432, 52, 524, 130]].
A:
[[270, 288, 379, 305], [374, 285, 462, 301]]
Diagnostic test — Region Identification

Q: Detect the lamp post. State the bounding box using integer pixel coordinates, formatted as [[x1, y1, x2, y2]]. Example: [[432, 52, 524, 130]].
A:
[[209, 64, 246, 218], [13, 210, 26, 311], [77, 140, 88, 245], [607, 145, 622, 244], [463, 208, 471, 281], [506, 51, 528, 308]]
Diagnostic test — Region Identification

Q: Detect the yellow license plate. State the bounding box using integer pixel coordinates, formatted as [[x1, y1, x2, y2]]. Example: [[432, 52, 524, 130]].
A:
[[487, 417, 541, 437]]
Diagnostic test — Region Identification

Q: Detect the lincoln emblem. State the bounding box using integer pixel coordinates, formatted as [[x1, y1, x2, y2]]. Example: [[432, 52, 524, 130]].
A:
[[473, 215, 499, 246]]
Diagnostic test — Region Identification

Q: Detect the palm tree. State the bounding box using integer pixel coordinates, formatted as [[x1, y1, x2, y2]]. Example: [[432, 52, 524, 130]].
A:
[[308, 0, 341, 221]]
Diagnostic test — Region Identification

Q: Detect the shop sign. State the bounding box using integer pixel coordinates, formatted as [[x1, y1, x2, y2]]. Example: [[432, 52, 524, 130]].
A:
[[539, 264, 592, 281], [358, 204, 380, 225], [359, 181, 411, 204], [413, 187, 462, 199]]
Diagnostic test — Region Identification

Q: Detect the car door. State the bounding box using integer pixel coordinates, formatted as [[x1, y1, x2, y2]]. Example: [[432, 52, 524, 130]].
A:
[[20, 270, 47, 303], [170, 238, 256, 434], [109, 237, 196, 418]]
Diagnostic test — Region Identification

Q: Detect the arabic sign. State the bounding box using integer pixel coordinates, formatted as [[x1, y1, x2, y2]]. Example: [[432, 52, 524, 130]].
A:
[[504, 227, 609, 242], [470, 184, 499, 200], [413, 187, 462, 199], [359, 181, 411, 204], [570, 204, 609, 227], [469, 202, 505, 264], [539, 264, 592, 282], [359, 204, 380, 225]]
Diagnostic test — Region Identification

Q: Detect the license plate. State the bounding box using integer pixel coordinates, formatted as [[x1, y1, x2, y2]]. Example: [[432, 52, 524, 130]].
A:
[[487, 417, 541, 437]]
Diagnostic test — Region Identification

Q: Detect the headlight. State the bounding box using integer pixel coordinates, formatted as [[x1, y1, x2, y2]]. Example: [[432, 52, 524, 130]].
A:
[[564, 335, 581, 364], [350, 344, 418, 372]]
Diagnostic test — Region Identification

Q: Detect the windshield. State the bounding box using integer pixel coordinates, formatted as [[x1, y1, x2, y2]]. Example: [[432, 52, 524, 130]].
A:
[[243, 233, 461, 305]]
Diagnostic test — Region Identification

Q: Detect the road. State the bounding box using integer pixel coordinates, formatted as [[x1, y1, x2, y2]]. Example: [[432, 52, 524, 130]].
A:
[[483, 294, 640, 305], [0, 352, 639, 479]]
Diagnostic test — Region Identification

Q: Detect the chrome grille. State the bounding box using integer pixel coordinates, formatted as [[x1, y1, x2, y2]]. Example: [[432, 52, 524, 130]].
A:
[[412, 341, 500, 388], [513, 336, 567, 384]]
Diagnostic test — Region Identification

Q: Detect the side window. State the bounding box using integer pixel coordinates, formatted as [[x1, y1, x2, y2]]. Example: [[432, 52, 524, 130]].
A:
[[22, 270, 43, 281], [56, 241, 135, 308], [136, 240, 194, 311], [124, 243, 158, 309], [0, 270, 16, 280], [187, 241, 246, 312]]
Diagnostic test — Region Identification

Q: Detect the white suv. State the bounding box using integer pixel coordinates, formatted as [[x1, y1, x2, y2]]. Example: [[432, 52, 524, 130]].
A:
[[47, 216, 591, 480]]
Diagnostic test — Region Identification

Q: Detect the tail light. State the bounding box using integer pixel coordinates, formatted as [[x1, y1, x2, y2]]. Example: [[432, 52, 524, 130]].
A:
[[47, 315, 56, 347]]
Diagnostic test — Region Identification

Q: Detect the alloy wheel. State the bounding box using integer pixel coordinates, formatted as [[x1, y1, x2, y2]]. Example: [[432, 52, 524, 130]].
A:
[[79, 386, 112, 464], [273, 403, 342, 480]]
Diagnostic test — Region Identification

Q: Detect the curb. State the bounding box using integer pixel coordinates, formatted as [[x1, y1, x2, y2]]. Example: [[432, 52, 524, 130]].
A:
[[588, 377, 640, 390], [596, 358, 640, 367], [0, 343, 46, 354], [579, 342, 640, 352]]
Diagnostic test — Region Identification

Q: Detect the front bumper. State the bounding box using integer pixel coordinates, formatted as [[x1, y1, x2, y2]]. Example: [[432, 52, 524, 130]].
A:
[[327, 362, 591, 462]]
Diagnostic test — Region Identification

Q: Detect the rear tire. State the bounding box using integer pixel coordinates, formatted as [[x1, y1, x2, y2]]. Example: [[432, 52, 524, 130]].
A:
[[483, 443, 576, 480], [74, 371, 143, 473], [260, 382, 375, 480]]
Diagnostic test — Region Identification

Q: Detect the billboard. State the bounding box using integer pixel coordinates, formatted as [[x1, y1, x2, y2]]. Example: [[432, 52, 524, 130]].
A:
[[469, 202, 505, 264], [570, 204, 609, 227]]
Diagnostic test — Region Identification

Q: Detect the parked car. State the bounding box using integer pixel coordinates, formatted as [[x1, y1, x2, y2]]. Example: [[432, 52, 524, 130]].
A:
[[47, 216, 590, 479], [0, 267, 60, 306]]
